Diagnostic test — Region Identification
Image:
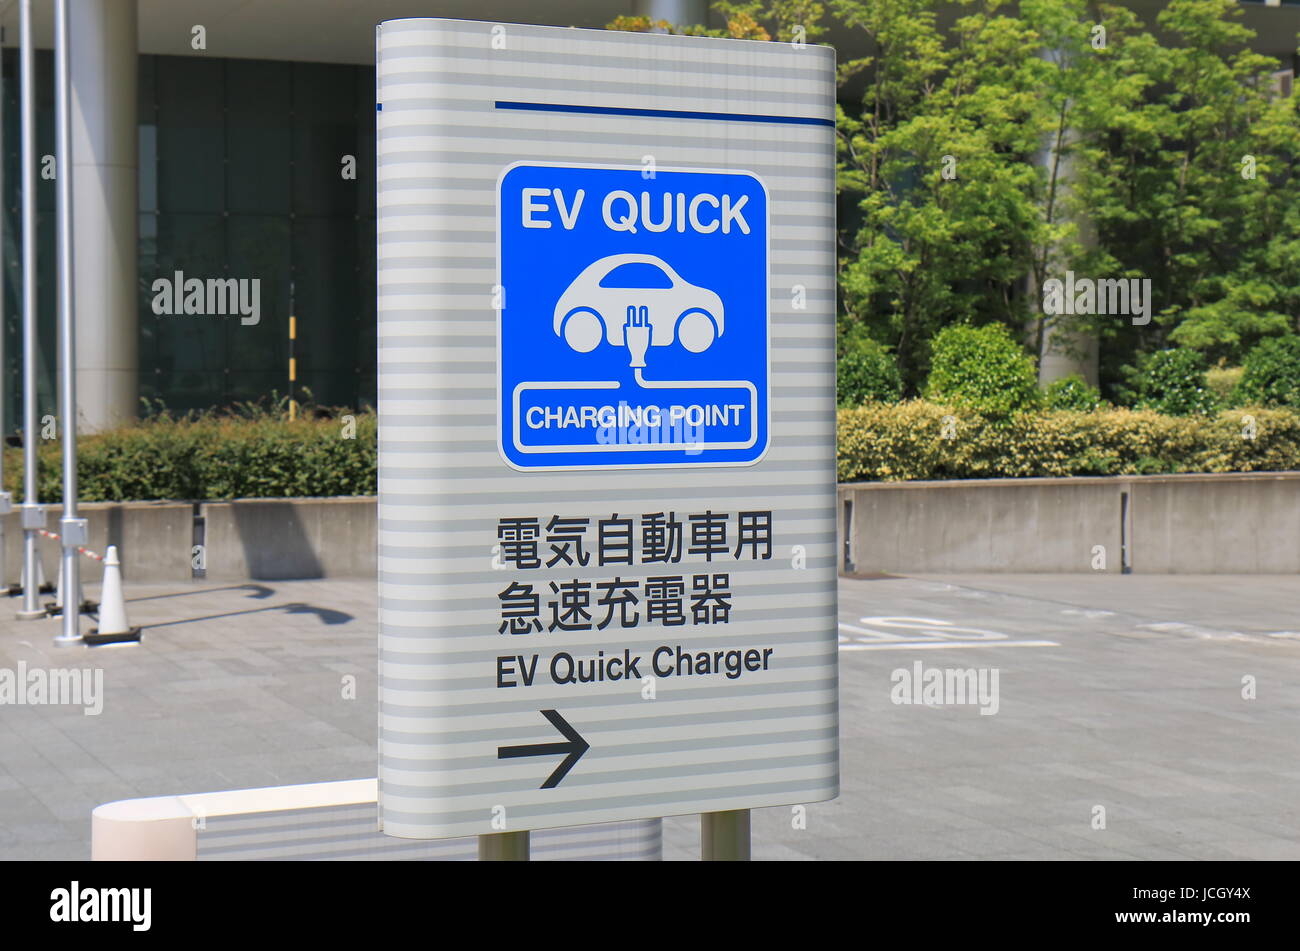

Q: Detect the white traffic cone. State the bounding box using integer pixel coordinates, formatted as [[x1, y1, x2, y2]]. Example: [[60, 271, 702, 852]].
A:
[[48, 555, 91, 617], [86, 546, 140, 645]]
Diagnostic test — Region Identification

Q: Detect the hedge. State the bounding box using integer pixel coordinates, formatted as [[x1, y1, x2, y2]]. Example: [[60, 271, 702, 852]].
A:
[[837, 402, 1300, 482], [2, 412, 377, 503], [9, 404, 1296, 499]]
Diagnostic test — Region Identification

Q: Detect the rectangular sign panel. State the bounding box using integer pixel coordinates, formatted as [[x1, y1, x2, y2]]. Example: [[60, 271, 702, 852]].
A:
[[377, 17, 838, 839]]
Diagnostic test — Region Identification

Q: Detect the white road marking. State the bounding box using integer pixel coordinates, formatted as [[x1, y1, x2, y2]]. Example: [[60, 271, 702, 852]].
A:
[[837, 616, 1059, 651], [839, 638, 1059, 651]]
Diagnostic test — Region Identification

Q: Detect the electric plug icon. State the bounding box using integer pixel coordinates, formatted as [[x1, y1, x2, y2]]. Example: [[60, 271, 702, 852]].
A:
[[624, 305, 650, 369]]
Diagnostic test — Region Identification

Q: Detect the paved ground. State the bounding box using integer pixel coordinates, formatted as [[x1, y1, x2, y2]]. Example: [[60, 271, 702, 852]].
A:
[[2, 573, 1298, 860]]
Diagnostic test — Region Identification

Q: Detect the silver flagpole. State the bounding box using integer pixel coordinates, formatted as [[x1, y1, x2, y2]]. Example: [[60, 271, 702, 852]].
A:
[[0, 6, 10, 591], [16, 0, 44, 621], [53, 0, 83, 644]]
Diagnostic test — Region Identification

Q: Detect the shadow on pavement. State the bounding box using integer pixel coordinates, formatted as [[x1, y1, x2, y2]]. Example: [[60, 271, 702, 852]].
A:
[[139, 601, 353, 630], [126, 583, 277, 603]]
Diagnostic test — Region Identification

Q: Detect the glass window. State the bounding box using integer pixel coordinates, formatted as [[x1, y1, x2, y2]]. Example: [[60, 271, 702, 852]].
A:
[[227, 61, 291, 216], [137, 55, 373, 414], [156, 57, 226, 214], [292, 62, 357, 218], [600, 262, 675, 289]]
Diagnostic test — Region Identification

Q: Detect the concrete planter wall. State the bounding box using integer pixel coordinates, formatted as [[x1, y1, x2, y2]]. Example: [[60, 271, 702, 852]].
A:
[[201, 497, 377, 582], [1, 501, 195, 585], [839, 471, 1300, 575], [3, 473, 1293, 585], [1, 496, 377, 584]]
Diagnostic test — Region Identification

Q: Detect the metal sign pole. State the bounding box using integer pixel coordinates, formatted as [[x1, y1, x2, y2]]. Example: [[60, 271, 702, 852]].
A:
[[701, 809, 751, 861], [477, 831, 529, 861], [53, 0, 83, 645], [15, 0, 43, 621]]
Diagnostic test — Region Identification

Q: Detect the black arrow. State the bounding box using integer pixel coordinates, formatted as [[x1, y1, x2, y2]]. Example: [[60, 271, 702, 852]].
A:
[[497, 709, 590, 789]]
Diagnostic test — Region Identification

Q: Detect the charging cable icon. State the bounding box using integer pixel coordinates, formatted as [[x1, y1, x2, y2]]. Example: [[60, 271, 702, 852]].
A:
[[624, 305, 650, 369]]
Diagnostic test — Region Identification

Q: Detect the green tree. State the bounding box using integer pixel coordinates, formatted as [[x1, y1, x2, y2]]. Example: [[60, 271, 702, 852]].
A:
[[1074, 0, 1300, 372], [606, 0, 1300, 402], [834, 0, 1057, 391], [1023, 0, 1153, 368]]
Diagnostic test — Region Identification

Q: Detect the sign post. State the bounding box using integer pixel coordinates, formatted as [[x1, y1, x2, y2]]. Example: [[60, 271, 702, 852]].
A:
[[477, 830, 529, 862], [702, 809, 751, 861], [376, 17, 838, 858]]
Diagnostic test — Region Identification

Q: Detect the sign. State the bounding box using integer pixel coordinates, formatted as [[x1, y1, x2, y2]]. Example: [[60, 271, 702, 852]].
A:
[[498, 164, 769, 469], [377, 17, 838, 840]]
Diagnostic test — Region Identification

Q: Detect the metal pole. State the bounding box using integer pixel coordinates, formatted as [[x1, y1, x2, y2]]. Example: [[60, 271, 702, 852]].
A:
[[701, 809, 750, 861], [0, 14, 10, 589], [478, 831, 529, 861], [53, 0, 82, 645], [288, 280, 296, 420], [16, 0, 43, 621]]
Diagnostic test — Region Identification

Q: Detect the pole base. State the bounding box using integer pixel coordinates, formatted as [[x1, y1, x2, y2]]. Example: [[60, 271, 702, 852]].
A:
[[15, 608, 47, 621], [84, 626, 142, 647], [51, 633, 84, 647], [6, 583, 54, 597], [44, 599, 99, 618]]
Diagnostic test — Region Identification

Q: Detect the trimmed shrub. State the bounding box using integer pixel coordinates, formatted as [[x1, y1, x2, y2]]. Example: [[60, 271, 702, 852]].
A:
[[837, 402, 1300, 482], [1043, 374, 1103, 412], [2, 412, 377, 503], [837, 334, 902, 406], [1133, 348, 1218, 416], [924, 323, 1039, 418], [1235, 335, 1300, 408]]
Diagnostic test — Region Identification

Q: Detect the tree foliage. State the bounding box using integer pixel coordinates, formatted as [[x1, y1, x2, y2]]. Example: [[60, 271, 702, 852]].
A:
[[1235, 335, 1300, 408], [607, 0, 1300, 401]]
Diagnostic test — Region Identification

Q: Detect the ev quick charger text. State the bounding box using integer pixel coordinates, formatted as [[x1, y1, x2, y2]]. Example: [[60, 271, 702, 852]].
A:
[[499, 164, 769, 469]]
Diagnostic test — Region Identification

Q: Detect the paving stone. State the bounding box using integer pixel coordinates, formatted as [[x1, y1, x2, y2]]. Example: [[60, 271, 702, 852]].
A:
[[4, 573, 1300, 859]]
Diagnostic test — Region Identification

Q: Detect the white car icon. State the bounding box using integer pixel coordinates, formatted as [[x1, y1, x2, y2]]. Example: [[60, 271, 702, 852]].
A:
[[552, 253, 724, 355]]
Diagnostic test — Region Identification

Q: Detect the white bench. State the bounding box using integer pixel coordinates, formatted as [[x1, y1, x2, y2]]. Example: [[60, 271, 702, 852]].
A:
[[93, 779, 661, 861]]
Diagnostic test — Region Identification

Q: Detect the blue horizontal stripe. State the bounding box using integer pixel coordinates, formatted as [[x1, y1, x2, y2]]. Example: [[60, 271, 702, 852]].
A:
[[496, 100, 833, 128]]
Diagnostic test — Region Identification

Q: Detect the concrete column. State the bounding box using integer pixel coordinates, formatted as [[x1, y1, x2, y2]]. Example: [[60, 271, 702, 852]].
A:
[[1039, 317, 1100, 386], [69, 0, 138, 432], [634, 0, 708, 27], [1031, 49, 1099, 387]]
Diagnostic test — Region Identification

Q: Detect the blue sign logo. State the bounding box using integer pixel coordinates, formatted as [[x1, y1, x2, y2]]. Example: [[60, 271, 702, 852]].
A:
[[498, 164, 769, 470]]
